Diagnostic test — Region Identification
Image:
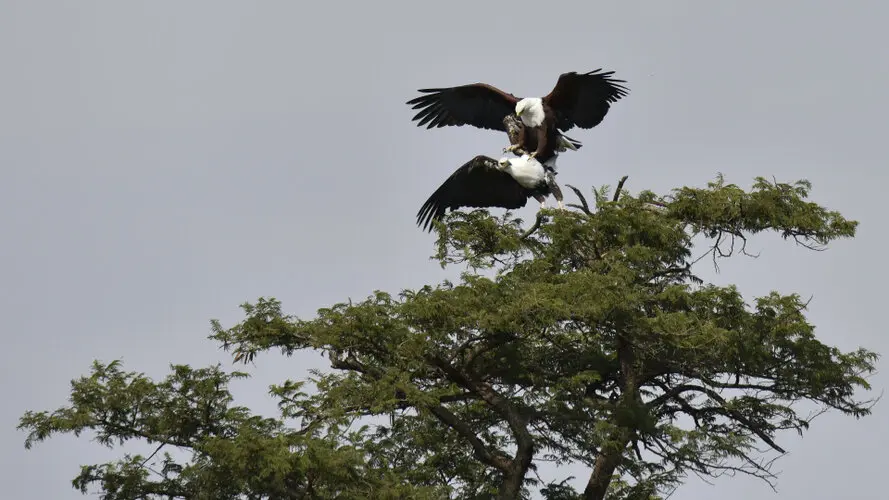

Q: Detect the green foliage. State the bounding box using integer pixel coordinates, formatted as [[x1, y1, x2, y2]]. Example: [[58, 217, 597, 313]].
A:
[[19, 361, 446, 499], [19, 175, 877, 500]]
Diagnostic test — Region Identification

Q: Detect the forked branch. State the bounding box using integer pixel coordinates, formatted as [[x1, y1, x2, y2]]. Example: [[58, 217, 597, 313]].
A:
[[564, 184, 592, 215], [565, 175, 630, 217]]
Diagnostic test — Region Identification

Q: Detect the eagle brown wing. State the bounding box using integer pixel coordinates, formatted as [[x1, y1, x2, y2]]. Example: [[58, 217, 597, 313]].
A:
[[542, 69, 629, 131], [416, 155, 530, 232], [406, 83, 521, 131]]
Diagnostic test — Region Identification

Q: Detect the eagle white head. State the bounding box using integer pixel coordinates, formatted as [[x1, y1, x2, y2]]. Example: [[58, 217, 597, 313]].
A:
[[515, 97, 545, 128], [496, 154, 545, 189]]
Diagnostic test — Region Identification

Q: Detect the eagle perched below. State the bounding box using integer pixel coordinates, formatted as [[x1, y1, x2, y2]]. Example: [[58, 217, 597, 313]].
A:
[[417, 154, 562, 232]]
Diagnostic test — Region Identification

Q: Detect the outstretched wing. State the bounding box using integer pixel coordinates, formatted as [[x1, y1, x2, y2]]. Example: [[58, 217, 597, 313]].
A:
[[406, 83, 520, 131], [542, 69, 630, 131], [417, 155, 529, 232]]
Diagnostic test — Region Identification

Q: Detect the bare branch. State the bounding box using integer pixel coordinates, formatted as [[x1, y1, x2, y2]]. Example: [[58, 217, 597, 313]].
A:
[[521, 212, 546, 240], [139, 443, 165, 468], [426, 404, 512, 472], [564, 184, 592, 215], [649, 383, 788, 454], [613, 176, 629, 202]]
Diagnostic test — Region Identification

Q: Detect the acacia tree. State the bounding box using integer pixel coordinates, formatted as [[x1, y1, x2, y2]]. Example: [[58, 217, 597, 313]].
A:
[[19, 175, 878, 499]]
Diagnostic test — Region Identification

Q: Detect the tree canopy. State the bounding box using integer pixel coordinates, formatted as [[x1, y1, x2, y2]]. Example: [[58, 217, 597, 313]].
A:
[[19, 174, 878, 500]]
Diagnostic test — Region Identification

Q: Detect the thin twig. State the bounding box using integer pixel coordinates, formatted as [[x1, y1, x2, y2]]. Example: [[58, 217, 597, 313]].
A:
[[139, 442, 165, 468]]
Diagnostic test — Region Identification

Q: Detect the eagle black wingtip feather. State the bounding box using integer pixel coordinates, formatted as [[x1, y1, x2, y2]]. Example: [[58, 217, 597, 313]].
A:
[[418, 210, 444, 233]]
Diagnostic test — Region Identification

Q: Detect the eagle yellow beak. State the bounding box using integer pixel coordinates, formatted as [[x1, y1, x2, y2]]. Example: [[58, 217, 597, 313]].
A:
[[516, 109, 523, 116]]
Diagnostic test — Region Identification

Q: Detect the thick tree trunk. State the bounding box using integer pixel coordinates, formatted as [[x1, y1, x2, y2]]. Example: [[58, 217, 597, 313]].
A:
[[582, 325, 638, 500], [496, 414, 535, 499], [582, 436, 629, 500], [497, 471, 524, 500]]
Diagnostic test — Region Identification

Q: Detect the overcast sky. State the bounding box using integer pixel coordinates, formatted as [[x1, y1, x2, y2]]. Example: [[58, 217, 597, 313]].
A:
[[2, 1, 886, 498]]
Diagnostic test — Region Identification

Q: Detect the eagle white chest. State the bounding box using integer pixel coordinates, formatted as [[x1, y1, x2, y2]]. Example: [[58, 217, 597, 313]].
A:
[[504, 156, 546, 189]]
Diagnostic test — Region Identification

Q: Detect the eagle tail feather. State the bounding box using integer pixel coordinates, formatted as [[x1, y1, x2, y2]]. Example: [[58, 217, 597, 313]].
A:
[[557, 133, 583, 151]]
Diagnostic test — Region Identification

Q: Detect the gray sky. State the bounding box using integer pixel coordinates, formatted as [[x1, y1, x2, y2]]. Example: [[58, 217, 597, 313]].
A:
[[2, 1, 886, 498]]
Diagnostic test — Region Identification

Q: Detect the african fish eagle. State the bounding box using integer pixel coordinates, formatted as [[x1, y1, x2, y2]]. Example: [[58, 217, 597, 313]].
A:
[[406, 69, 629, 164], [416, 154, 563, 232]]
